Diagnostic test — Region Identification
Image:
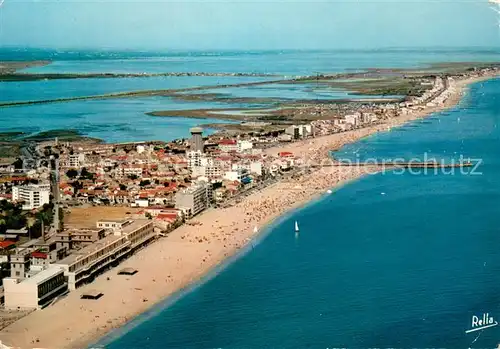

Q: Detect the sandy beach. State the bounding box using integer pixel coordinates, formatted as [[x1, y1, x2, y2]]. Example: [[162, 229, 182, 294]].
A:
[[0, 74, 495, 349]]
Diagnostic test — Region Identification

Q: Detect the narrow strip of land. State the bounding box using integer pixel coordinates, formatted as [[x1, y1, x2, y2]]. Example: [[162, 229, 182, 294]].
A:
[[0, 78, 295, 107], [0, 73, 492, 349], [0, 72, 280, 82]]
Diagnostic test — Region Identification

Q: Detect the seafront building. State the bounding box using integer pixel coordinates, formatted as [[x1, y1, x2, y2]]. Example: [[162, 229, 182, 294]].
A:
[[54, 219, 154, 290], [55, 227, 106, 250], [96, 219, 131, 231], [12, 183, 50, 210], [285, 124, 312, 139], [1, 219, 155, 309], [10, 237, 68, 279], [3, 265, 68, 310], [175, 182, 210, 217], [224, 168, 250, 182]]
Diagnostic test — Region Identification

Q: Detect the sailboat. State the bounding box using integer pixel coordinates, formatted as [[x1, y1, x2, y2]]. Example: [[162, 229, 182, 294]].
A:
[[253, 226, 258, 234], [295, 221, 299, 233]]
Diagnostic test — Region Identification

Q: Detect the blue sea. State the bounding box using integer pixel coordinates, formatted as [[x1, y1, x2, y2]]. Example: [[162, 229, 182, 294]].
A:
[[2, 48, 500, 348], [96, 77, 500, 349]]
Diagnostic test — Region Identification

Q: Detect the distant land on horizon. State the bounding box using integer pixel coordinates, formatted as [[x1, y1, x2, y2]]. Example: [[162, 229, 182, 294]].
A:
[[1, 46, 500, 62]]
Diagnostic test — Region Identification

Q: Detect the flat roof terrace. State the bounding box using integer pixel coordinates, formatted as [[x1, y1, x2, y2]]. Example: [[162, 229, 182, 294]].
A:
[[55, 234, 126, 267], [22, 265, 64, 286]]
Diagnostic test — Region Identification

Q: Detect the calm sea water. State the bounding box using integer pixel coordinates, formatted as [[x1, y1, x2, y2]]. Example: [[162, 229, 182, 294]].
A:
[[14, 48, 500, 75], [3, 50, 500, 347], [97, 79, 500, 348]]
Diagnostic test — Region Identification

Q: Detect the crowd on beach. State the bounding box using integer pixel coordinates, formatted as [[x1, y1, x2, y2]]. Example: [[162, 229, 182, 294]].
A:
[[0, 70, 496, 349]]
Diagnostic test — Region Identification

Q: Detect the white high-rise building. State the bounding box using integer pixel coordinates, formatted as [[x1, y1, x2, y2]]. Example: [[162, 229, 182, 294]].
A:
[[175, 182, 210, 217], [12, 184, 51, 210], [187, 151, 203, 169], [65, 153, 85, 168]]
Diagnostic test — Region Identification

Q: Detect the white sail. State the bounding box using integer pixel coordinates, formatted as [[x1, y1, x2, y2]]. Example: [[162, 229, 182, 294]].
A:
[[253, 226, 258, 234], [295, 221, 299, 232]]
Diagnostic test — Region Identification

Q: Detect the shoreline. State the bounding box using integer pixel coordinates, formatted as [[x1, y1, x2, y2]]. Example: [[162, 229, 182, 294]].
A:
[[0, 61, 51, 75], [95, 172, 365, 347], [0, 73, 495, 349]]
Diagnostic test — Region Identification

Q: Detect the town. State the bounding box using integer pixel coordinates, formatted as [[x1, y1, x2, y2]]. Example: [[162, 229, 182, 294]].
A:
[[0, 67, 495, 324]]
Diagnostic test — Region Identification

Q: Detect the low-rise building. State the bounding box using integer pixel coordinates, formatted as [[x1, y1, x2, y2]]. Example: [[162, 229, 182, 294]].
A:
[[31, 238, 68, 264], [10, 248, 32, 279], [285, 125, 301, 139], [277, 134, 293, 142], [191, 165, 223, 179], [97, 219, 131, 231], [0, 227, 29, 241], [55, 220, 154, 290], [119, 165, 143, 178], [237, 140, 253, 153], [232, 162, 262, 176], [132, 198, 149, 208], [4, 265, 68, 310], [55, 228, 106, 250], [224, 168, 250, 182], [218, 139, 238, 152]]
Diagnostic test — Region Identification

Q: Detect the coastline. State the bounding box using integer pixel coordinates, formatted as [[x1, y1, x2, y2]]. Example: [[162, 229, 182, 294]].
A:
[[0, 74, 494, 349], [95, 171, 366, 347], [0, 61, 51, 75]]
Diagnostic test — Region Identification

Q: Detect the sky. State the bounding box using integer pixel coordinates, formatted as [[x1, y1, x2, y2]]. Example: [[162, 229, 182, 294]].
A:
[[0, 0, 498, 50]]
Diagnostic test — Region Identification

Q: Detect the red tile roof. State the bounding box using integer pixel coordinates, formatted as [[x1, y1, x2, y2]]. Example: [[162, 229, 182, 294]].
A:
[[219, 139, 237, 145], [10, 177, 29, 182], [0, 241, 15, 249], [157, 213, 177, 220], [31, 251, 48, 259]]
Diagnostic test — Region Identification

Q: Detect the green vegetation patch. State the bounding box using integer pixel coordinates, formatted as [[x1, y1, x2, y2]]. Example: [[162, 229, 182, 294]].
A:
[[327, 77, 431, 97], [23, 129, 101, 143], [0, 132, 25, 142], [0, 144, 21, 158]]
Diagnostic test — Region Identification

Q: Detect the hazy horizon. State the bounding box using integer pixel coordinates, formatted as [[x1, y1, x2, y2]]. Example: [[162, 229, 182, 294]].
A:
[[3, 46, 500, 51], [0, 0, 499, 50]]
